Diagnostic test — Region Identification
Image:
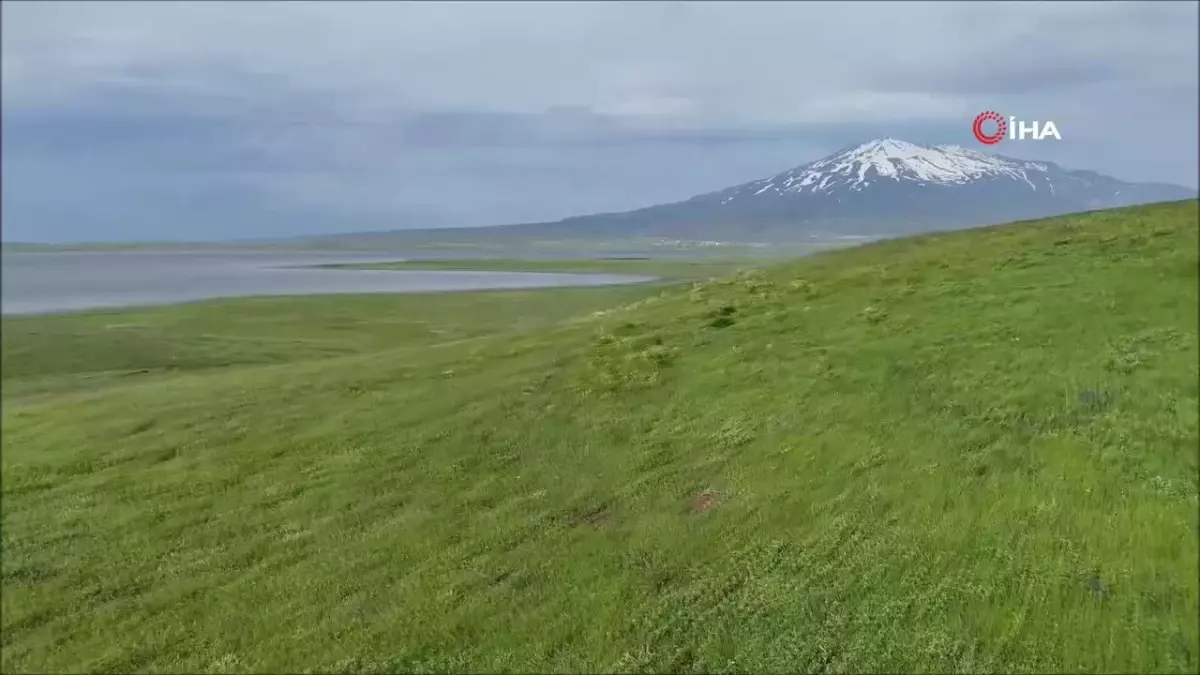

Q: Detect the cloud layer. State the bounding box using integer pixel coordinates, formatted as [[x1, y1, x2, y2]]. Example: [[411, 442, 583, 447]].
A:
[[3, 1, 1196, 241]]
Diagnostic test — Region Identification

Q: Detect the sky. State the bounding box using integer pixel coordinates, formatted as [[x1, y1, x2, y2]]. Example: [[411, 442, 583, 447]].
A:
[[2, 1, 1197, 243]]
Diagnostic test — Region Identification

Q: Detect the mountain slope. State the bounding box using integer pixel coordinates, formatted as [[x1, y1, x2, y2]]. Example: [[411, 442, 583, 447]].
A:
[[474, 139, 1197, 241], [4, 201, 1197, 672]]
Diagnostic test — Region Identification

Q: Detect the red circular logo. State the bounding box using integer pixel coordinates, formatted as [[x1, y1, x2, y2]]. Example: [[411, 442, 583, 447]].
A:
[[973, 111, 1006, 145]]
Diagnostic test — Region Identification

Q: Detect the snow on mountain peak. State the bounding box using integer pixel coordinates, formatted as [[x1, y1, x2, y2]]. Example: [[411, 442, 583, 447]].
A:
[[812, 138, 1040, 186], [718, 139, 1056, 204]]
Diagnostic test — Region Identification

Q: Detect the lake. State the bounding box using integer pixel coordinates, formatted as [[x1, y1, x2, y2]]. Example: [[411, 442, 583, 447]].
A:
[[0, 251, 656, 316]]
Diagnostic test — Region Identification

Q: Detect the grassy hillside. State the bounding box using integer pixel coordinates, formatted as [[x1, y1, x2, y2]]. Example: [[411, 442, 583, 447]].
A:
[[2, 201, 1197, 673]]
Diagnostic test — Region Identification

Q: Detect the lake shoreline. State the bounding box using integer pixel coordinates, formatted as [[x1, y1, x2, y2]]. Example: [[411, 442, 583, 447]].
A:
[[1, 251, 664, 317]]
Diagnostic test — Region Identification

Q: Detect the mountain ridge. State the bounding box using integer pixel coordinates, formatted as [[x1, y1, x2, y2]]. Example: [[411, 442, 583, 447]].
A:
[[303, 138, 1197, 245]]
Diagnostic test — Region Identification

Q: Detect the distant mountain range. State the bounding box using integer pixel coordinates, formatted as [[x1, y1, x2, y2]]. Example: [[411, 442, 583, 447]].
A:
[[311, 138, 1195, 246]]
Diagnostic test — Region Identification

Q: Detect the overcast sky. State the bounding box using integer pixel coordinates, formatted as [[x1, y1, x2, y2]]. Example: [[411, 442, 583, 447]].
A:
[[3, 1, 1197, 242]]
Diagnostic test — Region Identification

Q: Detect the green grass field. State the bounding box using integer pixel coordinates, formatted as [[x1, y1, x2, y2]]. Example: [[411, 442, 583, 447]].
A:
[[3, 201, 1197, 673]]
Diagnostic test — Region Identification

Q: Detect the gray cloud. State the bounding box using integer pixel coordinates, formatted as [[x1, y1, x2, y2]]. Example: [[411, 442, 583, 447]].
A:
[[1, 1, 1196, 241]]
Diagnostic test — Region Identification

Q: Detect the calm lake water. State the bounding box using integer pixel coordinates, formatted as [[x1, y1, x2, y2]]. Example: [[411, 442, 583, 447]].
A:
[[0, 251, 656, 316]]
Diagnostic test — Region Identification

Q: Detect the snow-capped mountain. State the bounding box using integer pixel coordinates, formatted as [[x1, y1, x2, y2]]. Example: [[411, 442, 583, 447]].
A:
[[714, 139, 1071, 201], [492, 138, 1196, 241]]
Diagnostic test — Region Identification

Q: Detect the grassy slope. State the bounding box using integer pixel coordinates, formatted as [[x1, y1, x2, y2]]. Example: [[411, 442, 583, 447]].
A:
[[2, 202, 1197, 673], [0, 284, 674, 401]]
